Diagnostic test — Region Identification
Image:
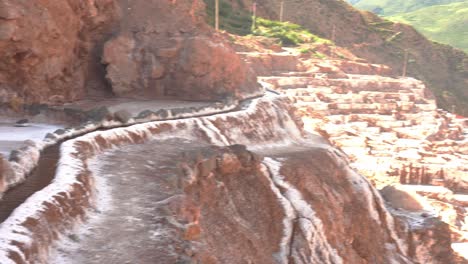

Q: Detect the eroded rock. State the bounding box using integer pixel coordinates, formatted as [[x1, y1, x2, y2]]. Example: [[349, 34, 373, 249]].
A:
[[178, 145, 457, 263], [101, 0, 260, 101], [0, 0, 119, 105], [381, 184, 428, 211]]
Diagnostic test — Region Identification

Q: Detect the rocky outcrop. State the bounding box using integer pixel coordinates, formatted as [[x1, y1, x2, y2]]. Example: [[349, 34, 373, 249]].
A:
[[111, 143, 455, 263], [102, 0, 260, 101], [178, 145, 286, 263], [0, 0, 119, 106], [0, 0, 260, 108]]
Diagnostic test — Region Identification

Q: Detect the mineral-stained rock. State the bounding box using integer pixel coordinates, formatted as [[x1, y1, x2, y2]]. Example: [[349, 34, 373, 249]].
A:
[[102, 35, 138, 95], [113, 109, 132, 123], [177, 145, 457, 263], [0, 0, 119, 105], [0, 1, 22, 20], [1, 0, 259, 107], [101, 0, 260, 101], [405, 217, 455, 263], [380, 184, 428, 211], [0, 21, 15, 40]]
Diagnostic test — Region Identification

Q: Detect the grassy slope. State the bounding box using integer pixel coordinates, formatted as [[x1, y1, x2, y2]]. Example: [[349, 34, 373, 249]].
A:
[[352, 0, 465, 15], [388, 2, 468, 53], [253, 18, 331, 46]]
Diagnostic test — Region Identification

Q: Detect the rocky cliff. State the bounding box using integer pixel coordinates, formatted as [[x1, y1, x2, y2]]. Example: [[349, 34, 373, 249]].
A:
[[102, 0, 259, 101], [0, 0, 260, 108], [0, 0, 120, 106]]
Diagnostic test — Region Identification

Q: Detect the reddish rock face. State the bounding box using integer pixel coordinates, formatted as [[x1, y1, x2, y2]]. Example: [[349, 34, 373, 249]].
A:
[[0, 0, 119, 105], [0, 0, 260, 107], [181, 145, 286, 263], [102, 0, 259, 101], [180, 145, 456, 263]]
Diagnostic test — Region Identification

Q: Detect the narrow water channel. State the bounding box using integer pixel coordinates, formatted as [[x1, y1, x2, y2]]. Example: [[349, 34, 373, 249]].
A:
[[0, 144, 60, 222]]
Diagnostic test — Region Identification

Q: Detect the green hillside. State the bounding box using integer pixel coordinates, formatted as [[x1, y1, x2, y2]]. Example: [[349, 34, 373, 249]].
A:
[[389, 2, 468, 53], [350, 0, 465, 15]]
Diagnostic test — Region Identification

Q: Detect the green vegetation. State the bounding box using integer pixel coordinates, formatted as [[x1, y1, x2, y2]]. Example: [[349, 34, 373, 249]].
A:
[[203, 0, 252, 35], [252, 18, 331, 46], [349, 0, 465, 16], [299, 47, 328, 59], [203, 0, 331, 47], [389, 2, 468, 53], [312, 51, 327, 59], [347, 0, 468, 53], [362, 14, 399, 39]]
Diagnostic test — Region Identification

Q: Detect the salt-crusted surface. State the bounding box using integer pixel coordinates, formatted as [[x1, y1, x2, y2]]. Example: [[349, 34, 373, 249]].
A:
[[0, 96, 301, 262], [0, 123, 63, 156], [263, 158, 343, 264], [0, 93, 457, 263], [0, 97, 243, 194], [50, 138, 208, 264], [451, 243, 468, 260]]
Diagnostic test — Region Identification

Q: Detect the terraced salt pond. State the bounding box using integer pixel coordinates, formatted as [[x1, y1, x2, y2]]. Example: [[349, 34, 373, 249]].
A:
[[0, 122, 63, 156]]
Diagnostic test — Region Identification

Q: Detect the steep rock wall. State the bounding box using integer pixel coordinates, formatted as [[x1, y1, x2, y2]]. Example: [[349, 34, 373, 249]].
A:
[[0, 0, 260, 107], [0, 0, 119, 105], [102, 0, 260, 101]]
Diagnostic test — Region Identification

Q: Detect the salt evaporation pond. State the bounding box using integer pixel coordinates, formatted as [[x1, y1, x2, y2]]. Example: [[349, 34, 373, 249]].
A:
[[0, 122, 63, 156]]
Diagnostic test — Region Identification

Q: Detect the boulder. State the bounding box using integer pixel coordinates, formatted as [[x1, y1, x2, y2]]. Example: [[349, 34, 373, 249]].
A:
[[0, 155, 13, 193], [86, 106, 111, 122], [102, 35, 138, 95], [114, 109, 133, 123], [380, 184, 428, 211], [101, 0, 260, 101]]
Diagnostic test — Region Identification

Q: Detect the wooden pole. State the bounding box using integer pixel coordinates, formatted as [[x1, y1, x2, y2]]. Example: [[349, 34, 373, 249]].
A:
[[280, 1, 284, 22], [252, 2, 257, 30], [215, 0, 219, 31], [402, 49, 408, 77], [332, 25, 336, 42], [332, 25, 336, 58]]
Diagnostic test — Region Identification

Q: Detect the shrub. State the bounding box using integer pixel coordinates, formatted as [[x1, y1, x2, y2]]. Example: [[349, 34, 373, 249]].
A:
[[253, 17, 331, 46]]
